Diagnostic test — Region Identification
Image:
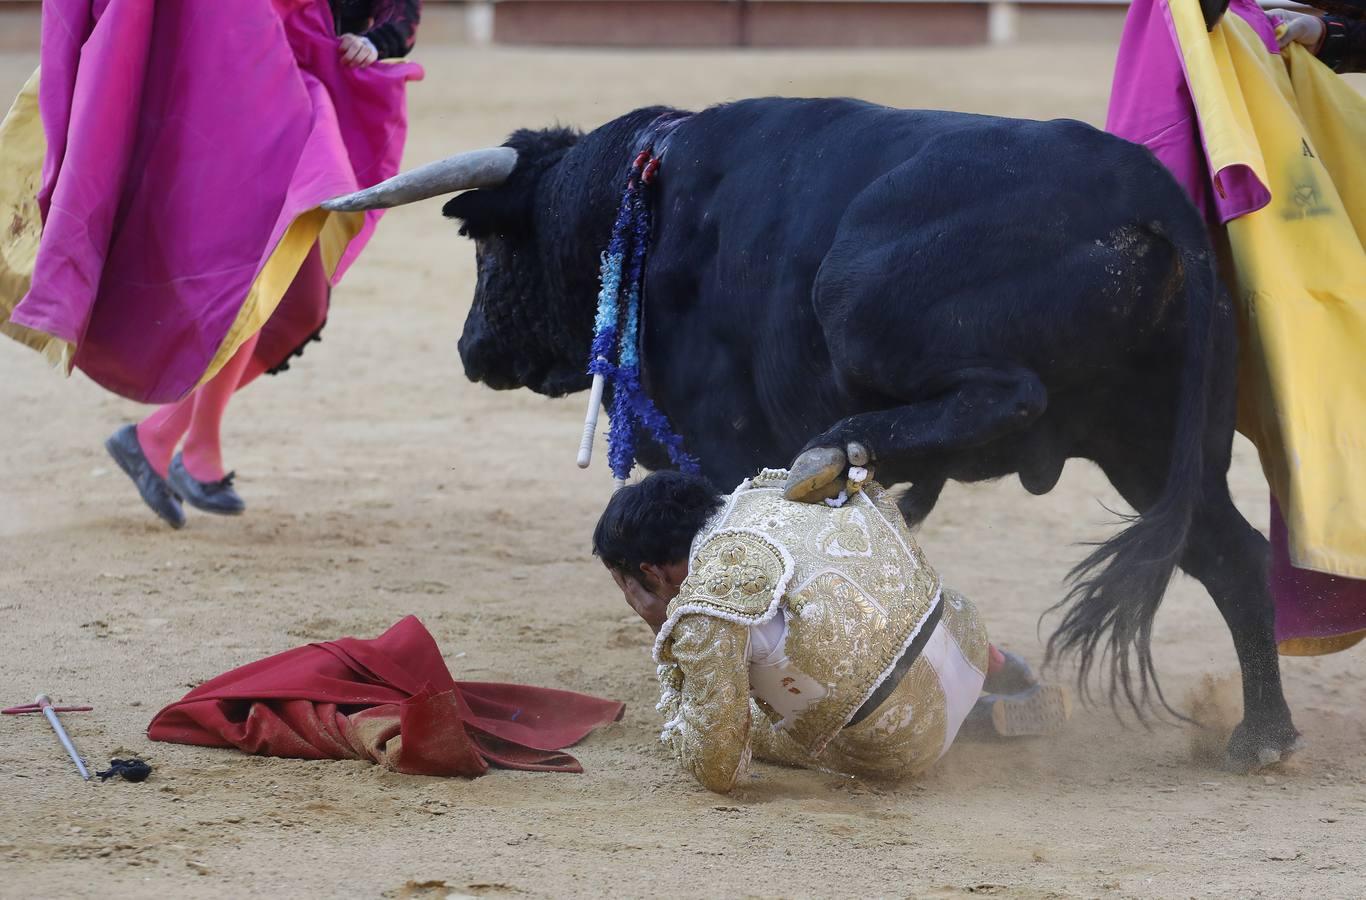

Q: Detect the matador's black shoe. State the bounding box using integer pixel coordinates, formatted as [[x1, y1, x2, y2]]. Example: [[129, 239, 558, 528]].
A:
[[983, 683, 1073, 738], [168, 454, 246, 516], [960, 682, 1073, 740], [983, 649, 1040, 695], [104, 425, 185, 529]]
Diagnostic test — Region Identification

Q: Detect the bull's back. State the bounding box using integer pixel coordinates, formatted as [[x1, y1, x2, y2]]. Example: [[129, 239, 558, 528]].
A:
[[808, 109, 1193, 376], [639, 97, 1195, 475], [650, 99, 973, 295], [649, 97, 1172, 321]]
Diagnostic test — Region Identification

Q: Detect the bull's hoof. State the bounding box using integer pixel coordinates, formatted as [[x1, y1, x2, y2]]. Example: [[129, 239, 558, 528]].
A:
[[1222, 720, 1303, 773], [784, 447, 848, 504]]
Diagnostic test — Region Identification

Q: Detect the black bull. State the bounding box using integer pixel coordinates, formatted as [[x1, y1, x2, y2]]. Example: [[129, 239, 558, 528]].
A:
[[332, 97, 1300, 769]]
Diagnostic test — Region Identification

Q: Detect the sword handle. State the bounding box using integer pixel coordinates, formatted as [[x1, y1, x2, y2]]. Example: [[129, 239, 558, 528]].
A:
[[577, 371, 607, 469]]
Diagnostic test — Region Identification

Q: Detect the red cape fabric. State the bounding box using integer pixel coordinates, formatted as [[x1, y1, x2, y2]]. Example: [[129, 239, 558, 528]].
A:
[[147, 616, 624, 776]]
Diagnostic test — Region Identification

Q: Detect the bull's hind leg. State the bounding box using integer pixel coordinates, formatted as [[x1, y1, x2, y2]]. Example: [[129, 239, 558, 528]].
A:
[[1181, 489, 1300, 770], [785, 366, 1047, 503], [1098, 453, 1299, 771]]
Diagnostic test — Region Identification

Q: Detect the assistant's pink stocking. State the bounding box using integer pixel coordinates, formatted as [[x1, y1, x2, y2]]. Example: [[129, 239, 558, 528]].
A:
[[179, 332, 261, 482], [135, 399, 195, 477]]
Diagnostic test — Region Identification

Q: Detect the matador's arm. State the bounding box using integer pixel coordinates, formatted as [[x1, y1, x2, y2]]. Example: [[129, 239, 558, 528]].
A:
[[657, 614, 753, 793]]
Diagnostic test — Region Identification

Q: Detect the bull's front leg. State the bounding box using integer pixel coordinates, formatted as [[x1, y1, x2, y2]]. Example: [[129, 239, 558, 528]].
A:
[[897, 476, 946, 528], [784, 366, 1047, 503]]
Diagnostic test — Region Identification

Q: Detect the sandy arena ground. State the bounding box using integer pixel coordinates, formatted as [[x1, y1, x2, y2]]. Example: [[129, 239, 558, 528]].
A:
[[3, 40, 1366, 900]]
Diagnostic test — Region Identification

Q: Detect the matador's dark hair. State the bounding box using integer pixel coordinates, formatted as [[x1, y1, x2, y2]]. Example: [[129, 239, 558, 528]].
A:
[[592, 471, 723, 582]]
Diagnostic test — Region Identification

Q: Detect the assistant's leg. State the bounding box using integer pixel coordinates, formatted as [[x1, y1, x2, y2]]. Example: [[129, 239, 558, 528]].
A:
[[135, 401, 194, 478], [164, 333, 260, 515], [179, 331, 261, 483]]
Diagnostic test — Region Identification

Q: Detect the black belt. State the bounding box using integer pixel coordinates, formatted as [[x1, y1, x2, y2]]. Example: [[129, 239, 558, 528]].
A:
[[845, 596, 943, 728]]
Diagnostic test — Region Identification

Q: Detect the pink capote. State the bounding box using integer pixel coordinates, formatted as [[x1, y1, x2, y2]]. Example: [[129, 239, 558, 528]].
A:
[[1269, 499, 1366, 652], [1106, 0, 1279, 223], [9, 0, 422, 402]]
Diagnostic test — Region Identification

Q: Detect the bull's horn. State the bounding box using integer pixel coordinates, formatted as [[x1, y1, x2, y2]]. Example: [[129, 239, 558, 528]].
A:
[[322, 147, 519, 212]]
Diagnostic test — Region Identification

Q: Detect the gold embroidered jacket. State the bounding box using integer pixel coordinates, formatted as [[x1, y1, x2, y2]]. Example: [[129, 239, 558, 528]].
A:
[[653, 469, 943, 793]]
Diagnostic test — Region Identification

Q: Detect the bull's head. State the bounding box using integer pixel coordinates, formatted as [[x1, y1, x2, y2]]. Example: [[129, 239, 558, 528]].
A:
[[324, 129, 595, 398]]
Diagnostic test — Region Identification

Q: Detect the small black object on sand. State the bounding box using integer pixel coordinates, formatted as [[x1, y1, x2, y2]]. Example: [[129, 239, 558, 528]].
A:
[[95, 758, 152, 782]]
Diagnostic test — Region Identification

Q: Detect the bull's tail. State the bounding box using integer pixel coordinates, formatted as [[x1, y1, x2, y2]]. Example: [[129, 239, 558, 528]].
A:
[[1045, 208, 1219, 721]]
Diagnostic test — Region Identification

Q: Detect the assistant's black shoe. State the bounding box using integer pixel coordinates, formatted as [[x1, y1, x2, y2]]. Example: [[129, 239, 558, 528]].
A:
[[104, 425, 186, 529], [168, 453, 245, 515]]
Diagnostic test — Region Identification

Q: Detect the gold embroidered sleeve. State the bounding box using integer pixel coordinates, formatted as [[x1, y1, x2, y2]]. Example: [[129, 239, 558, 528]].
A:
[[656, 662, 684, 727], [663, 614, 753, 794], [748, 700, 818, 769]]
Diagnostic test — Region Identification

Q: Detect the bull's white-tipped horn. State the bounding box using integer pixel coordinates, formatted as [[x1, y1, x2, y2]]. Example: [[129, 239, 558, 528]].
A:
[[322, 146, 519, 212]]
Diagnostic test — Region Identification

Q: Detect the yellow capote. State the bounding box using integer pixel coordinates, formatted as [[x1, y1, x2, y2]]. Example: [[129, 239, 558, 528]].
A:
[[0, 69, 69, 370], [1169, 1, 1366, 577]]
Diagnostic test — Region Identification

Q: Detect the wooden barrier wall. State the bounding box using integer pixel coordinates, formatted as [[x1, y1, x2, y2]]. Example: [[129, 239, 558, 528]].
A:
[[0, 0, 1130, 52]]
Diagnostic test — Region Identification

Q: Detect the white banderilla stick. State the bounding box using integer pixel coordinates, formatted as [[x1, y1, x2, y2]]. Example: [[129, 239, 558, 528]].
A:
[[577, 369, 607, 469]]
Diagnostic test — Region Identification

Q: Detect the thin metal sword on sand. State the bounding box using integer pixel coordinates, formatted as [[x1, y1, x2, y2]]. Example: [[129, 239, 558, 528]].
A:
[[2, 695, 92, 780]]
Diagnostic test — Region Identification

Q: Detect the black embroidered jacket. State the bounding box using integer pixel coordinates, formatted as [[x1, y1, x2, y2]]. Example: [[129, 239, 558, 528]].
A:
[[331, 0, 421, 59]]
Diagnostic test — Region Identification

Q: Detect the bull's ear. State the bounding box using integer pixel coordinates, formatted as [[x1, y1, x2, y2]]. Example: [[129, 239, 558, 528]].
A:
[[443, 187, 532, 240], [442, 126, 580, 239]]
